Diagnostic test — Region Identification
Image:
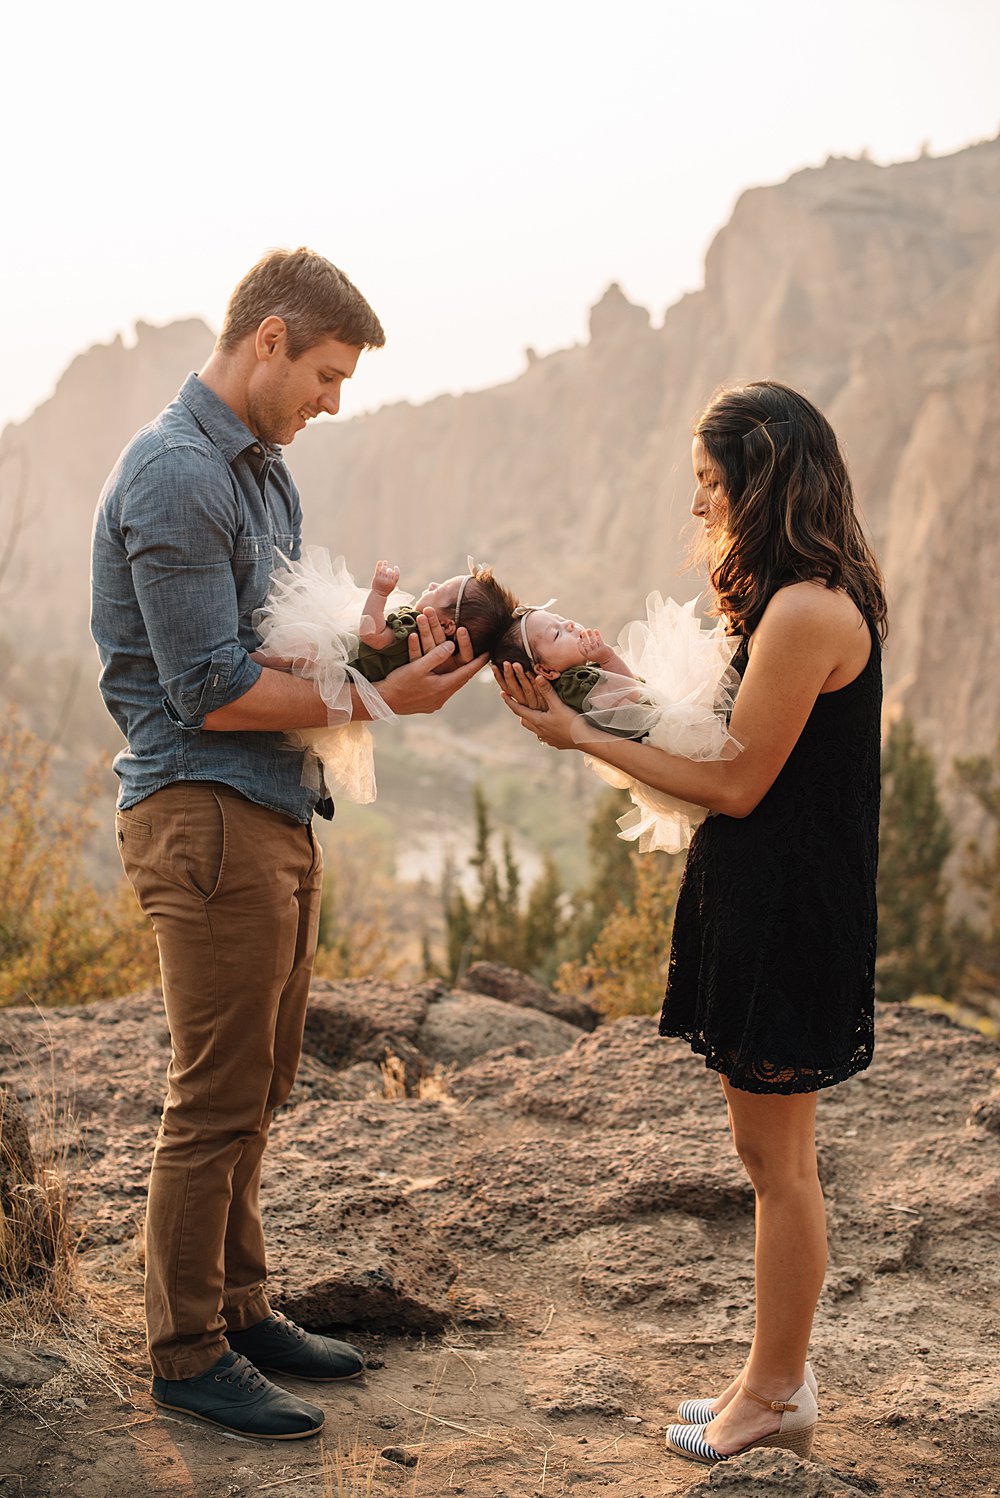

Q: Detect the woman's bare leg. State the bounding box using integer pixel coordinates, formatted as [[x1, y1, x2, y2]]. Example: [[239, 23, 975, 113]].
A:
[[703, 1076, 826, 1454]]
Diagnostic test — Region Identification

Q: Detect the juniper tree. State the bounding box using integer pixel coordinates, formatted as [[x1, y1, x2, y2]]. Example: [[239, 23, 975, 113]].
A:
[[876, 716, 957, 1001], [953, 730, 1000, 1000]]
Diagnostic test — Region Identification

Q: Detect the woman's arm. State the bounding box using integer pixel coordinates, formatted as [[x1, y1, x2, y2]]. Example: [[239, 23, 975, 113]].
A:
[[499, 585, 867, 818]]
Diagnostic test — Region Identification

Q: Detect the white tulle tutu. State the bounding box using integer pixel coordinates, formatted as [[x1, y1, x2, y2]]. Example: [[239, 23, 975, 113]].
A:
[[579, 593, 742, 854], [253, 548, 413, 804]]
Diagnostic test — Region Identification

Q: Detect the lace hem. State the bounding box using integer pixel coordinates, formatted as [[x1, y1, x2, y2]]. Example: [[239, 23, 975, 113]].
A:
[[658, 1024, 875, 1095]]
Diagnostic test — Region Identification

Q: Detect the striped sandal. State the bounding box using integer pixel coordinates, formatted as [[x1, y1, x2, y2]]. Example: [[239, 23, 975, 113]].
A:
[[666, 1378, 818, 1465], [676, 1360, 817, 1424]]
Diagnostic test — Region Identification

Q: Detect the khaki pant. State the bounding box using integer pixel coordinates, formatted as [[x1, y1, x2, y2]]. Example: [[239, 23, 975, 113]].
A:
[[116, 781, 323, 1380]]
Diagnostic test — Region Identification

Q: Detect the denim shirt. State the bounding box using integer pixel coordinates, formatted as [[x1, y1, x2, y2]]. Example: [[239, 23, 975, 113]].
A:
[[91, 373, 323, 823]]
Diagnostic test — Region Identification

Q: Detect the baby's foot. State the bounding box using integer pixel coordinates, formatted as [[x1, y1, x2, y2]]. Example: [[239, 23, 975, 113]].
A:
[[371, 560, 400, 596]]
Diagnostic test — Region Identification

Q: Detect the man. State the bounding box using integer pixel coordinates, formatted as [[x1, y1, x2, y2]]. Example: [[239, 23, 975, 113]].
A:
[[90, 248, 482, 1440]]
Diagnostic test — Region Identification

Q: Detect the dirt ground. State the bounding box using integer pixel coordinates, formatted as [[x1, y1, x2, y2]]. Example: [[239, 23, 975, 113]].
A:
[[2, 996, 999, 1498]]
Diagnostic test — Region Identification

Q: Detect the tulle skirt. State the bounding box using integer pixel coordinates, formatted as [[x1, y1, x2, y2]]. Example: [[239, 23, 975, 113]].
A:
[[253, 548, 412, 804], [581, 594, 741, 854]]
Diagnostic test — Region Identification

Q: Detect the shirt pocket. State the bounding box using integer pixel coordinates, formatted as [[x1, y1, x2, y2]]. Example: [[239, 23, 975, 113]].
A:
[[232, 531, 274, 616]]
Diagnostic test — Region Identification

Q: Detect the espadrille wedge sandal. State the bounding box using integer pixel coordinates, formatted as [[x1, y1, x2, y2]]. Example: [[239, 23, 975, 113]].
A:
[[676, 1360, 817, 1424], [666, 1377, 818, 1465]]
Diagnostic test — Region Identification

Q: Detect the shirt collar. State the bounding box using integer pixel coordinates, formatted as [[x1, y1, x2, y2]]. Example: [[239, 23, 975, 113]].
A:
[[177, 372, 278, 464]]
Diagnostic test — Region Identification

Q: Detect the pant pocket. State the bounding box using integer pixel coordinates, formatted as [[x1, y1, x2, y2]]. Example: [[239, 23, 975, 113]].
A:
[[180, 786, 229, 901]]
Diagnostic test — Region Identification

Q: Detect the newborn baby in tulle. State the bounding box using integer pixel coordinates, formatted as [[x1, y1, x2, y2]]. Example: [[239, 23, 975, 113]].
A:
[[492, 595, 743, 853], [492, 606, 651, 740], [254, 551, 516, 803], [354, 559, 516, 680]]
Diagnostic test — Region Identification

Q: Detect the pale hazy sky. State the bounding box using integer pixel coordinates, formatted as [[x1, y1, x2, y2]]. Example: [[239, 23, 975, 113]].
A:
[[3, 0, 997, 433]]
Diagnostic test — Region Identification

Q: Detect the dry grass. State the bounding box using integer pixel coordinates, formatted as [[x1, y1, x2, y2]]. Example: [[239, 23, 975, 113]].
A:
[[379, 1051, 453, 1104], [0, 1087, 74, 1307], [0, 1040, 145, 1412], [906, 991, 1000, 1038]]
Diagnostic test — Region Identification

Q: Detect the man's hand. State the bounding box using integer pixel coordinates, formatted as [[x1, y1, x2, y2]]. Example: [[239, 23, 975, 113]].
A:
[[379, 607, 486, 715]]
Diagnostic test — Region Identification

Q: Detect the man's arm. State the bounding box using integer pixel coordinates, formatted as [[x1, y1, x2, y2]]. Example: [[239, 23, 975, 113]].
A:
[[121, 448, 264, 730], [205, 609, 487, 730]]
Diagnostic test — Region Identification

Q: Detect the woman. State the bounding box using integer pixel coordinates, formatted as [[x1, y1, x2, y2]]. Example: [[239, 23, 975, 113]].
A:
[[496, 381, 885, 1465]]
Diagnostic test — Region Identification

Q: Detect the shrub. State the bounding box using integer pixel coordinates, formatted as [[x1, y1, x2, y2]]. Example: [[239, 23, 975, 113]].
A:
[[0, 712, 159, 1007]]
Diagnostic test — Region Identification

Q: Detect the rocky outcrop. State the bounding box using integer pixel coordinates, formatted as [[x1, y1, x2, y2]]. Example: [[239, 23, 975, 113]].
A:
[[458, 959, 600, 1030], [1, 982, 998, 1492]]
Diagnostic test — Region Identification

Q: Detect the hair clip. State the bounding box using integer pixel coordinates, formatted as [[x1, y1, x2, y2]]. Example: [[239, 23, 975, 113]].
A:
[[742, 419, 791, 441]]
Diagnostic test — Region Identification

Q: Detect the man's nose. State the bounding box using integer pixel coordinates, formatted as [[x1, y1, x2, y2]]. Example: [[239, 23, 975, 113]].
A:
[[319, 390, 340, 416]]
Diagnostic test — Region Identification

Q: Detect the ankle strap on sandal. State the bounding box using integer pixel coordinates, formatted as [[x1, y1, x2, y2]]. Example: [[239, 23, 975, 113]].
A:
[[741, 1379, 799, 1413]]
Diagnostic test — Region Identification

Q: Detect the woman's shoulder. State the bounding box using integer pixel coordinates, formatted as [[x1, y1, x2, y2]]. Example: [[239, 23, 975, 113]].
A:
[[759, 580, 863, 635], [750, 582, 870, 685]]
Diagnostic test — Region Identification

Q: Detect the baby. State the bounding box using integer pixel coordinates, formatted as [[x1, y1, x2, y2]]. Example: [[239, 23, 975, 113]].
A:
[[356, 560, 517, 681], [492, 605, 648, 738], [492, 592, 744, 852], [253, 550, 517, 803]]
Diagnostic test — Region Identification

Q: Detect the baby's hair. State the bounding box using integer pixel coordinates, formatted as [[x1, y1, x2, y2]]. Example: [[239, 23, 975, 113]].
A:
[[447, 566, 519, 656], [490, 615, 534, 673]]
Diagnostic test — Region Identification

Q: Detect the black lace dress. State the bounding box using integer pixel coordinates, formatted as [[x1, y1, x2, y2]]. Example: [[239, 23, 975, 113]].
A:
[[660, 620, 881, 1094]]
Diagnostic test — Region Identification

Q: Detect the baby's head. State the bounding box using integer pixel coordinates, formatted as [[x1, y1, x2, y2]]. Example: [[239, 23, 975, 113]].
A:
[[414, 565, 518, 661], [491, 608, 586, 679]]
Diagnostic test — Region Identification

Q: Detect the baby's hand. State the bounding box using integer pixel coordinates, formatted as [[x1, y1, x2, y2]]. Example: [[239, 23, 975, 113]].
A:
[[578, 627, 612, 665], [371, 560, 400, 597]]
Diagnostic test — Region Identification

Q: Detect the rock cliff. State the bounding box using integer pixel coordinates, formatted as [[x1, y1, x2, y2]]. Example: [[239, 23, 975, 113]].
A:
[[2, 139, 998, 789]]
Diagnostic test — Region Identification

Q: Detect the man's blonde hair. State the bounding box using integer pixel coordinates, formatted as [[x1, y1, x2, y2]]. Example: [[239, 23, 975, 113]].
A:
[[217, 247, 385, 358]]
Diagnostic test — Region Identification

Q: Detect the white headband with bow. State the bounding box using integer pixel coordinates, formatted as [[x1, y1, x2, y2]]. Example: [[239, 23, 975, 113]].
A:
[[511, 599, 557, 664]]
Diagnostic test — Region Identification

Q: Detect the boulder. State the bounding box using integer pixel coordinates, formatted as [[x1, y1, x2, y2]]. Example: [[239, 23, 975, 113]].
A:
[[682, 1449, 860, 1496], [416, 993, 582, 1068], [302, 979, 435, 1071], [458, 962, 600, 1031], [0, 1342, 67, 1389]]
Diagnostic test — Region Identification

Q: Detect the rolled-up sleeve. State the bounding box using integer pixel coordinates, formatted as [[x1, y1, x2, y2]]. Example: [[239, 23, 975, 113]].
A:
[[120, 447, 263, 730]]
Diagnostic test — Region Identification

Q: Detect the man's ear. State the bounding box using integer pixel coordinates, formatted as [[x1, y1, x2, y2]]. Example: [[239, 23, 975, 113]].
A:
[[255, 316, 288, 362]]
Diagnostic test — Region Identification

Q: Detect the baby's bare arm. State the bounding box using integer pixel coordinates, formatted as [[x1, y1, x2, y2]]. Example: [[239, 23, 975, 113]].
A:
[[359, 560, 400, 647]]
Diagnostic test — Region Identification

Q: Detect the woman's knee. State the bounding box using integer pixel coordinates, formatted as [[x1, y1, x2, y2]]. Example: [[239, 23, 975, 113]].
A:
[[729, 1124, 818, 1192]]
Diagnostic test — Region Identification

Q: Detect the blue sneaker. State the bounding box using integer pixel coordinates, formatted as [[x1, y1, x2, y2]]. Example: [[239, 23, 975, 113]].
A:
[[151, 1350, 324, 1440], [227, 1312, 365, 1382]]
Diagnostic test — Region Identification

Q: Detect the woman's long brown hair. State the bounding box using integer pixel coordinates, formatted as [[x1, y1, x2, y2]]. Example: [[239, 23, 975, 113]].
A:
[[695, 381, 888, 641]]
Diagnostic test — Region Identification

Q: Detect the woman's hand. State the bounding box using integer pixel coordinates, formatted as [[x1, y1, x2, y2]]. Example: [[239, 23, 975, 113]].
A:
[[492, 662, 580, 750]]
